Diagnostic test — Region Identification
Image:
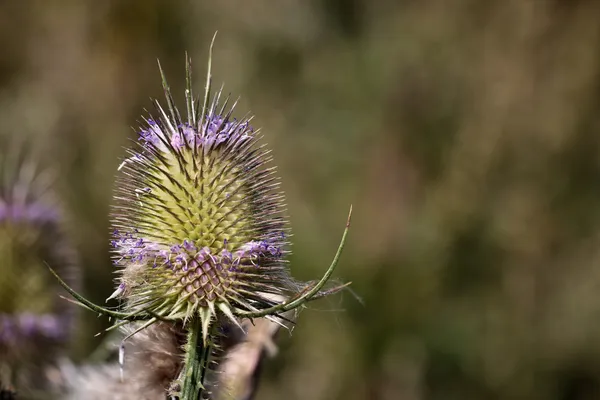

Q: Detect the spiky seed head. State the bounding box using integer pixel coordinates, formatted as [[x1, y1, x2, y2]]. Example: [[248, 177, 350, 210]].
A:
[[110, 56, 294, 341], [0, 142, 78, 393]]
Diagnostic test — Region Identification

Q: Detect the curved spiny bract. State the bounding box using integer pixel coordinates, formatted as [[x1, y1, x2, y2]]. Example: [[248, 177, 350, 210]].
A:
[[110, 57, 294, 344]]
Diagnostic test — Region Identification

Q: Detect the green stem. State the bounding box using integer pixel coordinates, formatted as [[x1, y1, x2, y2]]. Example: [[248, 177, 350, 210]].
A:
[[180, 317, 212, 400]]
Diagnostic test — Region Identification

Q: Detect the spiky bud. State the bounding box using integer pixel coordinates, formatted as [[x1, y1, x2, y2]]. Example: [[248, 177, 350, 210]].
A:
[[0, 144, 78, 395]]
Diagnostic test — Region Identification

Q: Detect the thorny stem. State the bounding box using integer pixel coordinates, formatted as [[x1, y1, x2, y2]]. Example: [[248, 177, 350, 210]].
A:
[[180, 317, 213, 400], [198, 337, 212, 397]]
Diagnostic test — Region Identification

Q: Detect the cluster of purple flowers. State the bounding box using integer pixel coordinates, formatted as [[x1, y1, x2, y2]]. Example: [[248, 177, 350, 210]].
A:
[[137, 113, 254, 152], [111, 229, 282, 274], [111, 229, 153, 263], [111, 230, 200, 269], [236, 240, 283, 259]]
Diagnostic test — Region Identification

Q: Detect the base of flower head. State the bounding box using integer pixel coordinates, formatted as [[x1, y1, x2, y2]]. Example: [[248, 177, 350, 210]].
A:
[[109, 233, 291, 342], [53, 206, 350, 322]]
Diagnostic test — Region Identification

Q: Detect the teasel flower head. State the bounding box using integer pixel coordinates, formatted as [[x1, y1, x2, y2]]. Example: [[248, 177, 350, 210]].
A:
[[51, 35, 351, 399], [0, 142, 79, 395], [109, 71, 293, 339]]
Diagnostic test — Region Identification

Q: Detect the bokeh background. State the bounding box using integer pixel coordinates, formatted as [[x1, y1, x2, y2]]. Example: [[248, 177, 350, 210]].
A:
[[2, 1, 600, 399]]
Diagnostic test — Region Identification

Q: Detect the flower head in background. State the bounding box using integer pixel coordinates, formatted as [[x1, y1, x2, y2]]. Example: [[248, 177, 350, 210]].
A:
[[0, 142, 79, 395]]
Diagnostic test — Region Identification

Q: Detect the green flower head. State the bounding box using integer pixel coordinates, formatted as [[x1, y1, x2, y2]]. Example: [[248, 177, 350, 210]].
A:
[[109, 59, 293, 342]]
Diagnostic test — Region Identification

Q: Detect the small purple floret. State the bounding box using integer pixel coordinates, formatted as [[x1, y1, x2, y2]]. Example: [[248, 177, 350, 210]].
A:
[[236, 240, 282, 259]]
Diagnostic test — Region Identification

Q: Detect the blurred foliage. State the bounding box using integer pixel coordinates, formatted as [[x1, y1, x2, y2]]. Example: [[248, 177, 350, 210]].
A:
[[2, 0, 600, 399]]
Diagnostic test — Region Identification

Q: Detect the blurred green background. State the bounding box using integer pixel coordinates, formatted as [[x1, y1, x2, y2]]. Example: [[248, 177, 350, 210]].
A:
[[3, 1, 600, 399]]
